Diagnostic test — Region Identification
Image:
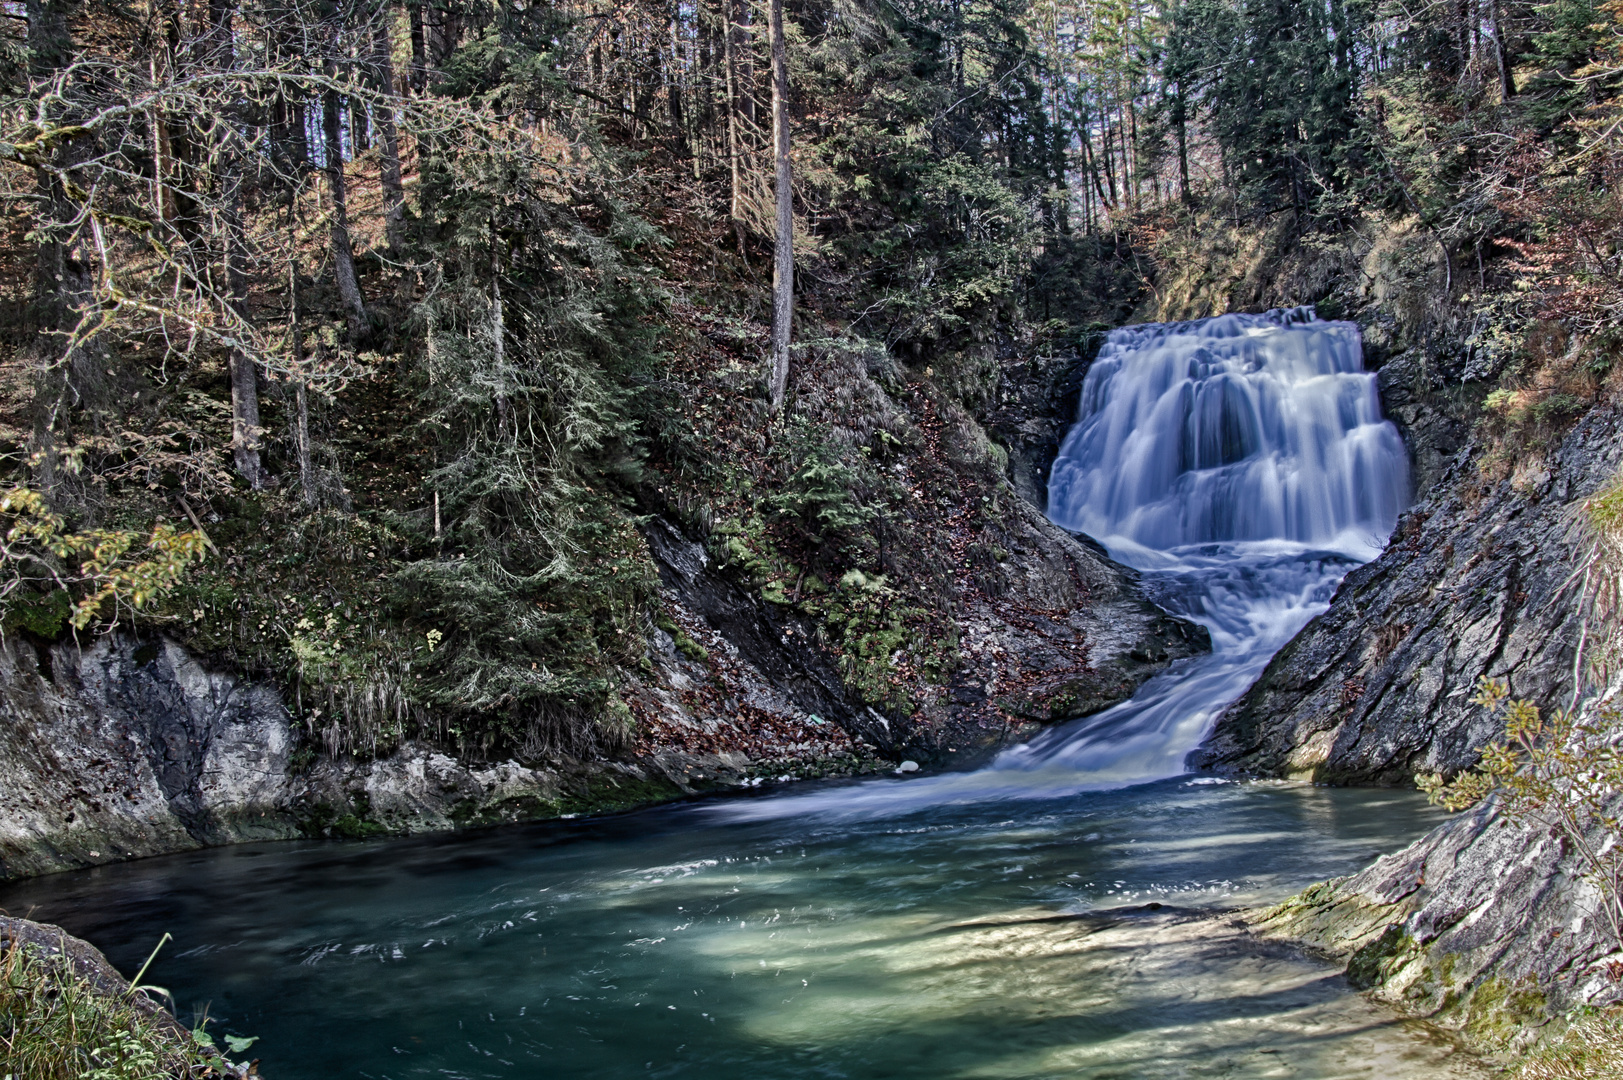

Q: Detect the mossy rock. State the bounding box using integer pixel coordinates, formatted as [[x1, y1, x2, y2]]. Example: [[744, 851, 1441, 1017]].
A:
[[556, 771, 686, 817]]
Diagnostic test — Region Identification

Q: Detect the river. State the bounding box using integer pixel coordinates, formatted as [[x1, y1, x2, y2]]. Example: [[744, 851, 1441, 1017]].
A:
[[0, 311, 1484, 1078]]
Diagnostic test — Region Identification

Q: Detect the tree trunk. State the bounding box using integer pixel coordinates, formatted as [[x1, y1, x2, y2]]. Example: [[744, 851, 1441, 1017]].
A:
[[222, 159, 265, 488], [289, 258, 316, 505], [25, 0, 96, 493], [409, 0, 428, 92], [204, 0, 267, 490], [373, 11, 406, 250], [767, 0, 792, 414], [350, 98, 370, 152], [323, 78, 368, 339], [738, 0, 756, 127], [668, 11, 686, 152], [1489, 0, 1515, 99], [1175, 84, 1192, 206], [724, 0, 744, 226]]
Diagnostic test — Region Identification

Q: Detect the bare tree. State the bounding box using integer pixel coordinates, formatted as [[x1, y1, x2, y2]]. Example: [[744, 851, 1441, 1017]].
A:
[[767, 0, 792, 413], [372, 3, 407, 252], [323, 63, 368, 339]]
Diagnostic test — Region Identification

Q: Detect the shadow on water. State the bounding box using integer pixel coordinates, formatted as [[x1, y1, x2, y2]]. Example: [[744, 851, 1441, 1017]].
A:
[[0, 314, 1480, 1079]]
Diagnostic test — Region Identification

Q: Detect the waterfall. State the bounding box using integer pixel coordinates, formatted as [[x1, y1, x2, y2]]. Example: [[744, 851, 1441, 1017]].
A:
[[715, 309, 1410, 819], [1048, 307, 1409, 559]]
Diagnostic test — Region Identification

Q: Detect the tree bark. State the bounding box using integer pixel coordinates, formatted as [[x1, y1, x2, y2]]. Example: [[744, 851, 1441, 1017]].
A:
[[767, 0, 792, 414], [25, 0, 97, 492], [724, 0, 744, 225], [408, 0, 428, 92], [1489, 0, 1515, 99], [737, 0, 756, 127], [1175, 84, 1192, 206], [289, 258, 315, 505], [206, 0, 267, 489], [323, 77, 368, 339], [373, 10, 406, 251]]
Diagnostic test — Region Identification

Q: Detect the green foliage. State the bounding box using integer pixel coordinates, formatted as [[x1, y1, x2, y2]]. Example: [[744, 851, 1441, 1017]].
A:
[[1417, 675, 1623, 948], [0, 939, 229, 1080], [0, 487, 206, 636], [370, 85, 673, 753], [797, 0, 1060, 350], [1169, 0, 1368, 215], [766, 423, 874, 547]]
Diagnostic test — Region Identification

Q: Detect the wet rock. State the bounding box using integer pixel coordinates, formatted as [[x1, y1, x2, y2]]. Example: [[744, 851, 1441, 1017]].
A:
[[980, 349, 1090, 513], [1253, 798, 1623, 1052], [0, 630, 794, 879], [1193, 407, 1623, 785]]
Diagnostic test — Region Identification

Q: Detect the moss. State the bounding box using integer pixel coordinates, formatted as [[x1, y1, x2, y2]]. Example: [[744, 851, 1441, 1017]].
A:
[[1463, 975, 1551, 1047], [327, 813, 387, 840], [1, 589, 72, 639], [298, 798, 387, 840], [555, 771, 686, 817], [1346, 924, 1421, 989], [656, 614, 709, 662], [449, 794, 559, 828]]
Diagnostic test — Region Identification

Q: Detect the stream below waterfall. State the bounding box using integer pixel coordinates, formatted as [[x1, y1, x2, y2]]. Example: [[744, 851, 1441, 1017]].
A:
[[0, 312, 1486, 1079]]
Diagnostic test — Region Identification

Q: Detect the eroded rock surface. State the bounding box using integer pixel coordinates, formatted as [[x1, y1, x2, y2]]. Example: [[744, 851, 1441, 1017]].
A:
[[1194, 406, 1623, 784], [1253, 799, 1623, 1051]]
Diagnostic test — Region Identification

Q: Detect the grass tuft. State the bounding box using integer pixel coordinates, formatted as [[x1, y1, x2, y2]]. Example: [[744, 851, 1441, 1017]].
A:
[[1517, 1007, 1623, 1078], [0, 936, 232, 1079]]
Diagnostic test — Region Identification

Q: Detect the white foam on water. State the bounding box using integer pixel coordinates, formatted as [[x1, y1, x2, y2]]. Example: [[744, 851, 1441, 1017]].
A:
[[713, 309, 1410, 822]]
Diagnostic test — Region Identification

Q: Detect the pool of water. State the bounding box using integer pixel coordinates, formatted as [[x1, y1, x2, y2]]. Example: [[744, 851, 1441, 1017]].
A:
[[0, 778, 1476, 1080], [0, 311, 1473, 1079]]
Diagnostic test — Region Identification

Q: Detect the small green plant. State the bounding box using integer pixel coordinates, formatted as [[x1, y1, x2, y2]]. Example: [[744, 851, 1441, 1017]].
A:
[[1515, 1006, 1623, 1078], [0, 486, 207, 635], [766, 423, 873, 548], [0, 933, 228, 1079], [1418, 675, 1623, 950]]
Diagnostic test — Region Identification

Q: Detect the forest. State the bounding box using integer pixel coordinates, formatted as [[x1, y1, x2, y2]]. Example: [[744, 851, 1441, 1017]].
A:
[[6, 0, 1623, 1072], [0, 0, 1621, 783]]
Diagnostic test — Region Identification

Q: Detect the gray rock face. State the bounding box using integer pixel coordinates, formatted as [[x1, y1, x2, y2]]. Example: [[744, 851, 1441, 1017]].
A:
[[649, 506, 1208, 763], [1255, 797, 1623, 1047], [981, 349, 1089, 513], [0, 634, 298, 879], [0, 622, 841, 881], [1193, 405, 1623, 785]]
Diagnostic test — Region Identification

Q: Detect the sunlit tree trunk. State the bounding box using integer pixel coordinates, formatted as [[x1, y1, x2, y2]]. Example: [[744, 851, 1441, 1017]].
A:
[[767, 0, 792, 413]]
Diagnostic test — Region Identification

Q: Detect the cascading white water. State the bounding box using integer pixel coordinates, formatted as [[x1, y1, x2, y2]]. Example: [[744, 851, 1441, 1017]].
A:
[[718, 309, 1410, 819], [1047, 306, 1408, 556]]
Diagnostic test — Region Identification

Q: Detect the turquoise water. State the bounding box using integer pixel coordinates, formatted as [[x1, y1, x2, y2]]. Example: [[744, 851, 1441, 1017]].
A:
[[0, 779, 1469, 1079], [0, 313, 1470, 1079]]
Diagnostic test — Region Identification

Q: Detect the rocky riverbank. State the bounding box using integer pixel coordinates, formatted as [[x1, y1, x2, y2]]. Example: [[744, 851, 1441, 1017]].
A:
[[1176, 289, 1623, 1048], [0, 914, 253, 1077], [0, 364, 1202, 882]]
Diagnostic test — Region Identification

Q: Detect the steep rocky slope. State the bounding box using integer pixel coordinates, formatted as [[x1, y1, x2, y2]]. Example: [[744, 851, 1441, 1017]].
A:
[[1194, 375, 1617, 786], [0, 383, 1202, 881]]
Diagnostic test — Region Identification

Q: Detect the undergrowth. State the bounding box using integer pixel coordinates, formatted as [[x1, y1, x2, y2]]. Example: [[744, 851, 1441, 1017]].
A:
[[0, 940, 230, 1079], [1516, 1007, 1623, 1078]]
